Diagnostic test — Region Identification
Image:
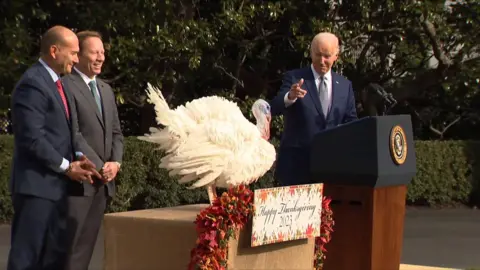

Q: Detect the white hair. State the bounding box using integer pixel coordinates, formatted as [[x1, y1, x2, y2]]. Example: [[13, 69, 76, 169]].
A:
[[310, 32, 340, 56]]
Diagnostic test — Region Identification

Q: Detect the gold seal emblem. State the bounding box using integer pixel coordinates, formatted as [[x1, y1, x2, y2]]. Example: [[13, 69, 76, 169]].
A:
[[390, 125, 407, 165]]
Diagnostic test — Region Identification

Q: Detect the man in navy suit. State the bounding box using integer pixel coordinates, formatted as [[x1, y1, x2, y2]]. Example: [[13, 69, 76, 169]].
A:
[[270, 32, 357, 186], [7, 25, 101, 270]]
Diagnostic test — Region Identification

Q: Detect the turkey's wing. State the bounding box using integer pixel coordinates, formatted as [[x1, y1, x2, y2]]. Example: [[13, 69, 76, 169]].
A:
[[160, 119, 262, 188]]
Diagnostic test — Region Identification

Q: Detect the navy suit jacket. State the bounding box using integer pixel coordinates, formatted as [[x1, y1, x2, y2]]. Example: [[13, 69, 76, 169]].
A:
[[269, 66, 357, 186], [10, 61, 78, 201]]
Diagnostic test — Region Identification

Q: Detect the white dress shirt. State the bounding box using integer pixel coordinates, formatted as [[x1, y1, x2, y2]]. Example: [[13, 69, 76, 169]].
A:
[[39, 58, 60, 83]]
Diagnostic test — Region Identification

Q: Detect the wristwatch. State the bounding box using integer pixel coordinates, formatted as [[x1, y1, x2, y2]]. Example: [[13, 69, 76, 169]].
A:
[[65, 163, 73, 174]]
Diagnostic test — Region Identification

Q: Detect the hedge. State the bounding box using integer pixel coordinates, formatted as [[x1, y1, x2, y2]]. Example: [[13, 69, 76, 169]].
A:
[[0, 135, 479, 223]]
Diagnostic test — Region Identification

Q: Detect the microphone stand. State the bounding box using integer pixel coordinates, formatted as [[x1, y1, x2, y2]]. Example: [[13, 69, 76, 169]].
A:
[[366, 83, 397, 116]]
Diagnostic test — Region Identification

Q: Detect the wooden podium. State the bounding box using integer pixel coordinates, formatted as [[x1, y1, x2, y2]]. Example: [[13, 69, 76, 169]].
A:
[[310, 115, 417, 270]]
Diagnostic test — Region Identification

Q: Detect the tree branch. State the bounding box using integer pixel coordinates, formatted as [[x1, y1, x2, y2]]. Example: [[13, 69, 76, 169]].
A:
[[461, 55, 480, 65], [369, 27, 404, 34], [103, 70, 129, 84], [124, 95, 144, 108], [356, 40, 373, 70], [429, 116, 461, 138], [420, 15, 453, 68], [390, 69, 443, 101], [413, 107, 462, 139], [288, 39, 295, 50], [232, 49, 247, 94], [350, 34, 369, 43], [389, 53, 433, 78], [213, 62, 244, 88], [238, 0, 244, 11], [443, 116, 462, 131]]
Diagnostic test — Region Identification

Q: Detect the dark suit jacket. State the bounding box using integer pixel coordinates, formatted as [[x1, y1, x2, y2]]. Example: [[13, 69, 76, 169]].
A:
[[62, 69, 124, 197], [10, 61, 78, 201], [269, 66, 357, 186]]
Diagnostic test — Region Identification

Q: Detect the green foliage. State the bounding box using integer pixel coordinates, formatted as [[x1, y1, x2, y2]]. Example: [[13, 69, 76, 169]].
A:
[[0, 135, 479, 223], [0, 0, 478, 139], [103, 138, 211, 213], [409, 140, 480, 206], [0, 135, 13, 223]]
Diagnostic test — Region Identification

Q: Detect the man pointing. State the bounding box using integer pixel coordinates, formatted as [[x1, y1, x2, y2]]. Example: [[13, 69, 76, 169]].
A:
[[269, 32, 357, 186]]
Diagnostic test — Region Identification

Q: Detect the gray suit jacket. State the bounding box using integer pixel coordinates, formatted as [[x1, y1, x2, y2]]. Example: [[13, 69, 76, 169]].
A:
[[62, 69, 124, 197]]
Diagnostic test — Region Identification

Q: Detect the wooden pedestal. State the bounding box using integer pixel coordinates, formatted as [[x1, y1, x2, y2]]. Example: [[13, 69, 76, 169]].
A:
[[322, 184, 407, 270], [103, 204, 314, 270]]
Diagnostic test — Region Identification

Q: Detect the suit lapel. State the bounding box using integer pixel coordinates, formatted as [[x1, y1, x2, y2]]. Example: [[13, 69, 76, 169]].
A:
[[62, 80, 74, 126], [97, 80, 110, 134], [37, 63, 70, 124], [326, 72, 341, 120], [62, 81, 76, 136], [97, 80, 112, 158], [71, 70, 105, 128]]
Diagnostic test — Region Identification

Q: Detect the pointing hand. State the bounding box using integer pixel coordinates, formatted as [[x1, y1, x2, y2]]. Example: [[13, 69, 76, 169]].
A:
[[288, 78, 307, 100]]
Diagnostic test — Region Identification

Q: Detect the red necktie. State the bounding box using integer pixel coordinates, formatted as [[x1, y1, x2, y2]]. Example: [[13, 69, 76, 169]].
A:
[[56, 80, 70, 119]]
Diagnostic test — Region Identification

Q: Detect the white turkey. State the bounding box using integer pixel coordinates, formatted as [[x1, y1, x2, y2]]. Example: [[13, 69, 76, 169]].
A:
[[138, 83, 276, 204]]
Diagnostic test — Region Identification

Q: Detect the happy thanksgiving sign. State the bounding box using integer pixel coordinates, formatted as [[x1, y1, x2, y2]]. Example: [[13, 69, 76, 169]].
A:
[[251, 184, 323, 247]]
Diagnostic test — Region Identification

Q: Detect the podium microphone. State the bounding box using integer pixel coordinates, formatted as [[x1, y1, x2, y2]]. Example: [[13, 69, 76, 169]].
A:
[[366, 83, 397, 115]]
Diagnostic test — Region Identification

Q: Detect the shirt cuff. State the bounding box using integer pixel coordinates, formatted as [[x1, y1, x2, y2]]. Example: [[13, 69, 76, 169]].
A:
[[75, 152, 84, 158], [113, 161, 121, 169], [59, 158, 69, 172], [284, 92, 296, 107]]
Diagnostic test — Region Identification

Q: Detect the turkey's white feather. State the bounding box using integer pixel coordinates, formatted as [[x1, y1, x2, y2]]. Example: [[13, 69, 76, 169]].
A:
[[138, 83, 276, 189]]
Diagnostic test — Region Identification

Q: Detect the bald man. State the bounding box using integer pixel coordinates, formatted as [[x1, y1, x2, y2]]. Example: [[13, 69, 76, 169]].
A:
[[7, 25, 100, 270], [269, 32, 357, 186]]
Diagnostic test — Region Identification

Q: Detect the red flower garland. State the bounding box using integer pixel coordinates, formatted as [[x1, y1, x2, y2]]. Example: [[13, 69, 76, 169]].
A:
[[188, 185, 254, 270], [188, 185, 334, 270], [314, 197, 334, 269]]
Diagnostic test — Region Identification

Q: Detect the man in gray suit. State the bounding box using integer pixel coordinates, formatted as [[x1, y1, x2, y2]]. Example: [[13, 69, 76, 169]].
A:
[[62, 30, 124, 270]]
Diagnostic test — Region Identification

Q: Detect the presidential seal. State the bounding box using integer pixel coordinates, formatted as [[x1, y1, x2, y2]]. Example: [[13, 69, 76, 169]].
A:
[[390, 125, 407, 165]]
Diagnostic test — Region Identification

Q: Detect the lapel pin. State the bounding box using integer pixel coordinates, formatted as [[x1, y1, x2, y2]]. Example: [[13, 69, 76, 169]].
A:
[[336, 81, 339, 84]]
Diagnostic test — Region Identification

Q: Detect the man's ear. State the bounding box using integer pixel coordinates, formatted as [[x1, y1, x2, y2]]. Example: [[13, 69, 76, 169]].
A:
[[50, 45, 59, 59]]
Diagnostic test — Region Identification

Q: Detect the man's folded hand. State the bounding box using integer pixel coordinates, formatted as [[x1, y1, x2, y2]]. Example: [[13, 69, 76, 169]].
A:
[[66, 155, 102, 183]]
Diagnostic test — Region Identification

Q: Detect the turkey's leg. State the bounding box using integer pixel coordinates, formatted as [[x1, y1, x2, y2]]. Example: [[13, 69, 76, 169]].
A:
[[207, 184, 217, 205]]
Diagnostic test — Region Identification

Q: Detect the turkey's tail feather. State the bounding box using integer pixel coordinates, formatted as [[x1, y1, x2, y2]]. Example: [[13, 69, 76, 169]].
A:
[[138, 83, 188, 152], [145, 83, 173, 126], [138, 127, 182, 153], [190, 170, 222, 188]]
